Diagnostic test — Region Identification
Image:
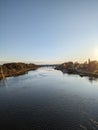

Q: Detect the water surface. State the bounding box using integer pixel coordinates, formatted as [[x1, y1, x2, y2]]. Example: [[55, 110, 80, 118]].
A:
[[0, 67, 98, 130]]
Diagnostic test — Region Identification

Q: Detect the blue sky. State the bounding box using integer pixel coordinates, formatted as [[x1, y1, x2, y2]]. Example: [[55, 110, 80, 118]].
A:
[[0, 0, 98, 64]]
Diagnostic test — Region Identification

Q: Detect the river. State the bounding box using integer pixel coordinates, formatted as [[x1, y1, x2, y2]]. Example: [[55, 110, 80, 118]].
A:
[[0, 67, 98, 130]]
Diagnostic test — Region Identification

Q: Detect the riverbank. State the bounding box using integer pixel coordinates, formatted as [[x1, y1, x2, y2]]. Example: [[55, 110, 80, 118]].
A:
[[0, 62, 39, 80], [55, 61, 98, 78]]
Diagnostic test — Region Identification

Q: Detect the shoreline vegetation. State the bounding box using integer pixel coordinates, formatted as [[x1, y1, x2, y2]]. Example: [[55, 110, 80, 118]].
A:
[[55, 59, 98, 78], [0, 62, 39, 80], [1, 59, 98, 80]]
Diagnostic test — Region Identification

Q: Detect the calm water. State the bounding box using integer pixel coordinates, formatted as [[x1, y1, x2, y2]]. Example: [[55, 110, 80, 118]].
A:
[[0, 67, 98, 130]]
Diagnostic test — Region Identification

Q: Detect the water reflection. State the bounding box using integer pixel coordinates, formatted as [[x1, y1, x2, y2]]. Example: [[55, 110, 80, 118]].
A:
[[0, 67, 98, 130], [0, 79, 8, 87], [61, 70, 98, 83], [87, 77, 98, 83]]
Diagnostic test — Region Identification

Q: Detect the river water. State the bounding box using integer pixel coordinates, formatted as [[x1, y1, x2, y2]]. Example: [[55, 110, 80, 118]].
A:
[[0, 67, 98, 130]]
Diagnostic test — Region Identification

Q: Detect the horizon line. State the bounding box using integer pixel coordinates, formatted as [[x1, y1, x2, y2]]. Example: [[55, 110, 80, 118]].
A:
[[0, 58, 98, 65]]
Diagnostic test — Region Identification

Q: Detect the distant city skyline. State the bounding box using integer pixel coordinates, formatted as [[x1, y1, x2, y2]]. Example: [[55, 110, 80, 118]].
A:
[[0, 0, 98, 64]]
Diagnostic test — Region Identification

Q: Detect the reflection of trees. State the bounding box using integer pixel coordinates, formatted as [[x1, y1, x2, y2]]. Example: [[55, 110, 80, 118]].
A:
[[0, 79, 8, 87], [88, 77, 98, 83]]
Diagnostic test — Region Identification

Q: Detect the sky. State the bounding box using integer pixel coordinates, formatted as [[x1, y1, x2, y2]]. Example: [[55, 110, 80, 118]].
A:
[[0, 0, 98, 64]]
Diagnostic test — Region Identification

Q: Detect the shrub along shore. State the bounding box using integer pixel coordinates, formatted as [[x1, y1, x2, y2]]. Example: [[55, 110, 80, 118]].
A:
[[1, 59, 98, 80], [55, 59, 98, 78], [0, 62, 39, 80]]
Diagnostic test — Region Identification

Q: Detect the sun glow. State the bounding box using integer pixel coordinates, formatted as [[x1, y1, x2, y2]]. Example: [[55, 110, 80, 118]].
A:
[[94, 48, 98, 60]]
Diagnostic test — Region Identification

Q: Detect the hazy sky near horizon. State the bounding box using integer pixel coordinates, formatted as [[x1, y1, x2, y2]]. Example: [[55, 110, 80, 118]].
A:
[[0, 0, 98, 64]]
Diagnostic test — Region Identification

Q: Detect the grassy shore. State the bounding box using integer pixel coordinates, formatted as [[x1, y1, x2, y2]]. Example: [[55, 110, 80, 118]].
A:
[[0, 62, 40, 80]]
